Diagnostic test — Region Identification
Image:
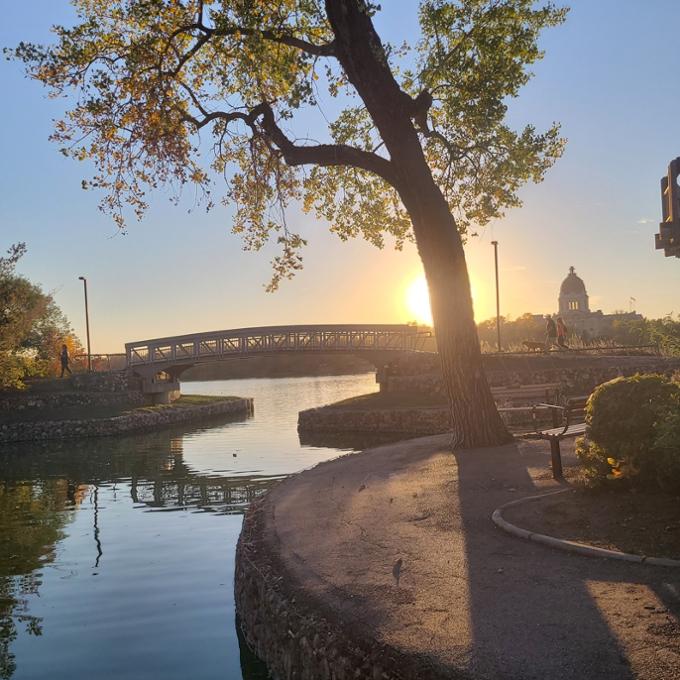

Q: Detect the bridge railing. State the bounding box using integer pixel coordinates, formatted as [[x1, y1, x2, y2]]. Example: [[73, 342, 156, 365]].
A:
[[72, 353, 127, 372], [125, 324, 432, 368]]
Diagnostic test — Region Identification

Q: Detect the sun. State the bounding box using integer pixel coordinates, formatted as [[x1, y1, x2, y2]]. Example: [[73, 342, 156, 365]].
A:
[[405, 275, 433, 325], [405, 273, 484, 326]]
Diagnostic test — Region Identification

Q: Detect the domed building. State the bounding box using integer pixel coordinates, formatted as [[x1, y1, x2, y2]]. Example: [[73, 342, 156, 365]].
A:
[[559, 266, 590, 316], [556, 266, 641, 339]]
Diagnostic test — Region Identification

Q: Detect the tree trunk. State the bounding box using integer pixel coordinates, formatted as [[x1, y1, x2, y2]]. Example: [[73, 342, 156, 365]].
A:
[[400, 178, 512, 449], [326, 0, 512, 448]]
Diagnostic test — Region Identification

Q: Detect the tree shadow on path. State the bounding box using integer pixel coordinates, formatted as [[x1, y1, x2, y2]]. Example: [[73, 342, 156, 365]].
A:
[[454, 441, 680, 679]]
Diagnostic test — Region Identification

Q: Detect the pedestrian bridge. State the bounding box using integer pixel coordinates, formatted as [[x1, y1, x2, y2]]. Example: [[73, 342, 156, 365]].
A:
[[125, 324, 433, 378]]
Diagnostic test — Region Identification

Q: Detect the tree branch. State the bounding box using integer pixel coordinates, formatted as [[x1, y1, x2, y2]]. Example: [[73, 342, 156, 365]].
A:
[[256, 28, 336, 57], [166, 21, 335, 64], [179, 106, 263, 131], [257, 103, 399, 188], [177, 92, 398, 188]]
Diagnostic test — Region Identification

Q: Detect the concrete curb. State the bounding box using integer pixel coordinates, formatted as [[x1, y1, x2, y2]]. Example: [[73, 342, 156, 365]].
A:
[[492, 489, 680, 568]]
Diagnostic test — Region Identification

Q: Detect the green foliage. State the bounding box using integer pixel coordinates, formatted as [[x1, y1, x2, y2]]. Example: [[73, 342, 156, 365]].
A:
[[576, 374, 680, 489], [0, 480, 75, 679], [0, 243, 81, 389], [9, 0, 567, 289], [477, 312, 544, 348], [417, 0, 567, 233], [574, 437, 610, 487], [0, 244, 48, 389], [610, 315, 680, 356], [476, 312, 680, 354], [652, 411, 680, 494]]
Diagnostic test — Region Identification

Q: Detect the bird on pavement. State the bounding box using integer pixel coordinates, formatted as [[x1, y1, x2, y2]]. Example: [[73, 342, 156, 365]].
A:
[[392, 558, 403, 587]]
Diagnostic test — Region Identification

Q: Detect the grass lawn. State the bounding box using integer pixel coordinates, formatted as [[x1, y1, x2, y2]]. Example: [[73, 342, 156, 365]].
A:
[[0, 394, 238, 424]]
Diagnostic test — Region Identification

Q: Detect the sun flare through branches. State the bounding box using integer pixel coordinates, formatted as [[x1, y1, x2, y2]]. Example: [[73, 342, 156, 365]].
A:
[[405, 275, 433, 326]]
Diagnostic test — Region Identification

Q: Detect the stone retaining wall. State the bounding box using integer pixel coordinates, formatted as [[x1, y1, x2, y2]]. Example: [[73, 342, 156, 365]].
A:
[[381, 355, 680, 396], [297, 404, 550, 437], [0, 398, 253, 443], [71, 371, 141, 392], [298, 406, 450, 436], [1, 372, 146, 413], [235, 492, 448, 680], [0, 389, 146, 413]]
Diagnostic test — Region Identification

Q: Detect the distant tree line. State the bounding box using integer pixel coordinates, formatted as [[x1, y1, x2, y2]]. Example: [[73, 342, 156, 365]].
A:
[[608, 316, 680, 355], [0, 243, 82, 389], [476, 313, 680, 354], [477, 313, 544, 351]]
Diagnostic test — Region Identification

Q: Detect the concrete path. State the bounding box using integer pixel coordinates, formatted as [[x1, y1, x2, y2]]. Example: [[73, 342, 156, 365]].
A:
[[265, 435, 680, 679]]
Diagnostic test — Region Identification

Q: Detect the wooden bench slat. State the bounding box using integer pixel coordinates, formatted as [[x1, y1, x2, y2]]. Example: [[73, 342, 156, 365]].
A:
[[492, 386, 559, 394], [497, 406, 552, 413], [537, 423, 586, 438], [491, 384, 559, 392], [491, 382, 561, 389]]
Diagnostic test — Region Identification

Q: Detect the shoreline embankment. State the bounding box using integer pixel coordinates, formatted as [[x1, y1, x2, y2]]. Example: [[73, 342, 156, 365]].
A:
[[0, 396, 253, 444], [235, 435, 680, 680]]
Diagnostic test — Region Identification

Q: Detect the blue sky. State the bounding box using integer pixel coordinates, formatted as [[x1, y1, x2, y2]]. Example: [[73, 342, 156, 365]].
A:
[[2, 1, 679, 352]]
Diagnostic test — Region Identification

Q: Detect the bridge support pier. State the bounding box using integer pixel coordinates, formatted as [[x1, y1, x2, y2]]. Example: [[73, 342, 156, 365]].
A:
[[140, 377, 181, 405]]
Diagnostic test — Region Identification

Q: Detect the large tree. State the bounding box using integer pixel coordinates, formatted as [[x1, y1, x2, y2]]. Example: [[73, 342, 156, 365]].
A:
[[13, 0, 566, 446], [0, 243, 81, 388]]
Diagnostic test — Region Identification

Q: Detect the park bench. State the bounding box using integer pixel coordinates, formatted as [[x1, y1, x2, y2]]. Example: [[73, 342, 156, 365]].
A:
[[491, 382, 560, 405], [524, 396, 589, 479], [492, 383, 561, 424]]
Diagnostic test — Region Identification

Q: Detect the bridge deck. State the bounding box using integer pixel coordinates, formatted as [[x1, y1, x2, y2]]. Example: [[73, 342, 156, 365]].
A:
[[125, 324, 432, 369]]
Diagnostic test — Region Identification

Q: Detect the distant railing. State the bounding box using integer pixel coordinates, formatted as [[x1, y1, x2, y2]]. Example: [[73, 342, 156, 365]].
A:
[[125, 324, 433, 368], [73, 353, 127, 372], [482, 344, 661, 357]]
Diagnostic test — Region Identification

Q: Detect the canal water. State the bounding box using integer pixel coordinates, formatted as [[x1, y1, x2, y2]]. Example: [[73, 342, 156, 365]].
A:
[[0, 374, 382, 680]]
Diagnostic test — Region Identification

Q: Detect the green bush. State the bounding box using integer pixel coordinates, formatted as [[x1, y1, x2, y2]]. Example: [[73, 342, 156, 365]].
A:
[[653, 411, 680, 494], [576, 374, 680, 488], [574, 438, 611, 486]]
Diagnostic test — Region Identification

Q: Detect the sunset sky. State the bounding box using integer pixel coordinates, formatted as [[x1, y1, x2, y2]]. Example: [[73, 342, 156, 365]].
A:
[[2, 1, 679, 352]]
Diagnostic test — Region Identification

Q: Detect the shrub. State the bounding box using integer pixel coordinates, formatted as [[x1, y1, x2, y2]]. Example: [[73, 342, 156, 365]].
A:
[[652, 411, 680, 494], [574, 438, 610, 486], [576, 374, 680, 487]]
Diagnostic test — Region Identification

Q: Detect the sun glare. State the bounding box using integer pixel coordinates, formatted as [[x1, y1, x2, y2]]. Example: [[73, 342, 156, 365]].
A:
[[405, 275, 433, 325], [405, 273, 486, 326]]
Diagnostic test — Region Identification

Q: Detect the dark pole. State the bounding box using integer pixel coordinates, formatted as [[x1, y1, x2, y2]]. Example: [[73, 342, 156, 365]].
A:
[[491, 241, 501, 352], [78, 276, 92, 372]]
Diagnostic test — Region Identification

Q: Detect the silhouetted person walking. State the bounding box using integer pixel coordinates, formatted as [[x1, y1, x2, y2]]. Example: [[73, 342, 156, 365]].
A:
[[60, 344, 72, 377], [545, 316, 557, 350], [556, 317, 568, 349]]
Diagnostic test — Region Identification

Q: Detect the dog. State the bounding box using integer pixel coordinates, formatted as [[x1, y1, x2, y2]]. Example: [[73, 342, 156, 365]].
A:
[[522, 340, 544, 352]]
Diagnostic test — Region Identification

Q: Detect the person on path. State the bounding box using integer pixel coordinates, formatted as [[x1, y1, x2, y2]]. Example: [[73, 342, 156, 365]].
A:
[[545, 316, 557, 350], [60, 344, 72, 378], [556, 317, 568, 349]]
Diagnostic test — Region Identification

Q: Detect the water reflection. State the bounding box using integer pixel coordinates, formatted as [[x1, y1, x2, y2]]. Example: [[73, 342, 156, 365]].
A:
[[0, 374, 379, 680], [298, 429, 412, 451], [0, 480, 73, 679], [0, 416, 278, 679], [1, 417, 280, 517]]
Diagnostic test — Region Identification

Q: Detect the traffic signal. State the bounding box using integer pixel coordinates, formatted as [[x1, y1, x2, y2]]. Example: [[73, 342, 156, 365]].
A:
[[656, 157, 680, 258]]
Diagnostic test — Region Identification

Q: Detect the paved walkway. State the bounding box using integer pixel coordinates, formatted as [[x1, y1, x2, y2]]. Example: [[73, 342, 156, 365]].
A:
[[265, 435, 680, 679]]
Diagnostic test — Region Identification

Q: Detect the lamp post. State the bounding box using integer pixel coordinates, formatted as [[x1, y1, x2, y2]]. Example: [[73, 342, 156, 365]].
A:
[[491, 241, 501, 352], [78, 276, 92, 372]]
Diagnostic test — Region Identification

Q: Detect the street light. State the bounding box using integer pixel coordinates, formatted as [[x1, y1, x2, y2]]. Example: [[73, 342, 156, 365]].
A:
[[491, 241, 501, 352], [78, 276, 92, 372]]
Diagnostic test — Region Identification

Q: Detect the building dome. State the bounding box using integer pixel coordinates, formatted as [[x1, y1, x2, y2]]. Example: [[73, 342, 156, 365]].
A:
[[560, 266, 587, 296]]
